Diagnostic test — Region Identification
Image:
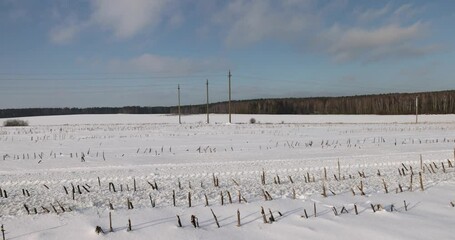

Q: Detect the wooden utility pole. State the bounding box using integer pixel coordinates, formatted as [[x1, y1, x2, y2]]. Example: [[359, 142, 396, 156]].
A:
[[206, 79, 209, 124], [1, 224, 5, 240], [228, 70, 232, 124], [415, 96, 419, 124], [178, 84, 181, 124]]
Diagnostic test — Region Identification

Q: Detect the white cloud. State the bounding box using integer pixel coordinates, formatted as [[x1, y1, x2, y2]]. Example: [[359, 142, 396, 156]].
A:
[[212, 0, 316, 47], [322, 22, 430, 62], [49, 0, 176, 42], [208, 1, 437, 62], [47, 1, 438, 63], [90, 0, 169, 39], [393, 4, 420, 19], [356, 3, 391, 22], [107, 54, 228, 75], [341, 23, 422, 47], [49, 18, 87, 44]]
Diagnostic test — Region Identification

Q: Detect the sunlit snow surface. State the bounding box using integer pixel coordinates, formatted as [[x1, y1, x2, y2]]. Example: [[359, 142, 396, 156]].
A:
[[1, 114, 455, 240]]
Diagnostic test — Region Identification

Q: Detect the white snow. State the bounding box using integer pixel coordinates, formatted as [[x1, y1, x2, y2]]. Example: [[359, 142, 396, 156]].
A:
[[1, 114, 455, 240], [9, 113, 455, 125]]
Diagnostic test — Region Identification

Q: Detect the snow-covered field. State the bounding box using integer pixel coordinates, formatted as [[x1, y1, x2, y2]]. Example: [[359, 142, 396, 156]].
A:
[[1, 114, 455, 240]]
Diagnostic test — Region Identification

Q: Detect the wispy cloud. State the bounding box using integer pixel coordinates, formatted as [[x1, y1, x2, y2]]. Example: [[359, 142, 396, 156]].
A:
[[355, 3, 391, 22], [393, 3, 423, 20], [49, 17, 88, 44], [48, 1, 440, 63], [321, 22, 432, 62], [49, 0, 177, 43], [107, 54, 228, 75], [211, 0, 317, 47], [207, 1, 438, 62], [90, 0, 170, 39]]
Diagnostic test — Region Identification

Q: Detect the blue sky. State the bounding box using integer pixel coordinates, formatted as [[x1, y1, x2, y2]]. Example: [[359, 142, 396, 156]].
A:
[[0, 0, 454, 108]]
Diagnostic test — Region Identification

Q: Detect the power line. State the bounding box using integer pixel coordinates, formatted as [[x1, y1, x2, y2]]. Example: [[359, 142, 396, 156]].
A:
[[0, 75, 226, 81]]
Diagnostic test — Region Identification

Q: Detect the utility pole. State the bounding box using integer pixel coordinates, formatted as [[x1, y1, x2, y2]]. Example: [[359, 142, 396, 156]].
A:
[[206, 79, 209, 124], [228, 70, 232, 124], [178, 84, 181, 124], [415, 96, 418, 124]]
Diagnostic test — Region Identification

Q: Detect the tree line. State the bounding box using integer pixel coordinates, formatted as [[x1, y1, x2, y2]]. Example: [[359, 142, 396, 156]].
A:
[[1, 90, 454, 118], [0, 106, 170, 118], [174, 90, 455, 115]]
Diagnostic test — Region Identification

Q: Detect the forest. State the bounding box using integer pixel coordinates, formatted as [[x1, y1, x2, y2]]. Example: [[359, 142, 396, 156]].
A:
[[1, 90, 454, 118], [173, 90, 455, 115]]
